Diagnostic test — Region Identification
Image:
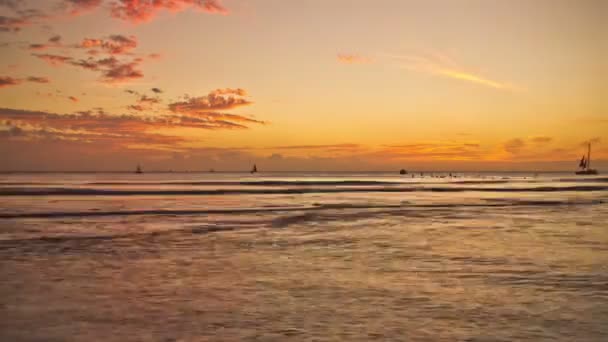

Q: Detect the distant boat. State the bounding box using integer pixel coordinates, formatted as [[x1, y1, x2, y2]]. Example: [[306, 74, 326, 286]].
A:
[[575, 142, 598, 175], [399, 169, 407, 175], [251, 164, 258, 174], [209, 168, 215, 173], [135, 164, 143, 174]]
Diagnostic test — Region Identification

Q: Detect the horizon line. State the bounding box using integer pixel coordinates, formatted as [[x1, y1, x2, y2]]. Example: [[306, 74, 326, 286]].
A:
[[0, 170, 596, 174]]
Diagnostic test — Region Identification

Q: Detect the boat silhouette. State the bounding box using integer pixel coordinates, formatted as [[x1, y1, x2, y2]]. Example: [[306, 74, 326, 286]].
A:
[[575, 142, 598, 175]]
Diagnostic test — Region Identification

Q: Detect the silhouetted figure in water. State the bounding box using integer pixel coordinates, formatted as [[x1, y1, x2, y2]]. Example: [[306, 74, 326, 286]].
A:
[[251, 164, 258, 174], [400, 169, 407, 175], [135, 164, 143, 174]]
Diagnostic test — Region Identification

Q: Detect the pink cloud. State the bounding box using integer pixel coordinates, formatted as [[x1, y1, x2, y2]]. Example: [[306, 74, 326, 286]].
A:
[[110, 0, 228, 23], [79, 34, 137, 55], [0, 9, 46, 33], [62, 0, 103, 15]]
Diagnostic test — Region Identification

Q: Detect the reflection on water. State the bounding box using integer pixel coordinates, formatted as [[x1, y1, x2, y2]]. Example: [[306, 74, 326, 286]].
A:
[[0, 172, 607, 341]]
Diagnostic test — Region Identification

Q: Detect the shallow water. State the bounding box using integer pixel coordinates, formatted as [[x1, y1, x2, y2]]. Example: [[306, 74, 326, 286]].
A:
[[1, 172, 607, 341]]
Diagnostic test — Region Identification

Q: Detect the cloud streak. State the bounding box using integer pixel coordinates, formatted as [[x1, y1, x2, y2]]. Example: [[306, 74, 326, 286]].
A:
[[379, 141, 485, 161], [33, 53, 145, 83], [0, 76, 21, 88], [0, 75, 51, 88], [26, 76, 50, 83], [390, 52, 520, 91], [32, 53, 73, 66], [0, 88, 265, 151], [167, 88, 264, 127], [0, 103, 262, 151], [337, 53, 372, 65]]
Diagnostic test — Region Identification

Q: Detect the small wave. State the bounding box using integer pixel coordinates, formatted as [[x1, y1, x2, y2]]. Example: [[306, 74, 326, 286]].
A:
[[89, 180, 400, 186], [0, 200, 602, 220], [0, 185, 607, 197], [0, 179, 556, 187], [450, 180, 510, 185], [0, 180, 399, 186], [557, 177, 608, 183]]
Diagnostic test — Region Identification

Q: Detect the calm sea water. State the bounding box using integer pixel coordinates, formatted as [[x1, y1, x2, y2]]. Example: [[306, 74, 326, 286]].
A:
[[1, 172, 607, 341]]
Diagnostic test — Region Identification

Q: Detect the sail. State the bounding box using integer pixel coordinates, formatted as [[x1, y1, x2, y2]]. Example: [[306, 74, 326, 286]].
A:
[[579, 156, 586, 169]]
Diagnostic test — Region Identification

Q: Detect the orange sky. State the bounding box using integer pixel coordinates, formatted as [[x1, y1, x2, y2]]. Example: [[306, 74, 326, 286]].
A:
[[0, 0, 606, 171]]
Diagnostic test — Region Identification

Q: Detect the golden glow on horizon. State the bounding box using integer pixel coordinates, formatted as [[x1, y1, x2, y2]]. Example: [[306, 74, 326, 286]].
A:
[[0, 0, 606, 171]]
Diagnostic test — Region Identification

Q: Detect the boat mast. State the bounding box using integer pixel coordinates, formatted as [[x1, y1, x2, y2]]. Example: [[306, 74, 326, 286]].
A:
[[587, 142, 591, 170]]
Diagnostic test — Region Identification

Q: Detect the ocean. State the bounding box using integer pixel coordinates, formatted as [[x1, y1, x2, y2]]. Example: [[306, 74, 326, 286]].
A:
[[0, 172, 607, 341]]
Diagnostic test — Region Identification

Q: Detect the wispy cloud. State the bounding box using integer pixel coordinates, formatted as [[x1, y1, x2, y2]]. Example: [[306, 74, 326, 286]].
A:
[[0, 0, 21, 10], [26, 76, 50, 83], [0, 87, 264, 151], [32, 53, 73, 66], [379, 141, 485, 161], [29, 33, 156, 84], [48, 35, 61, 43], [33, 53, 145, 83], [503, 138, 525, 154], [337, 53, 372, 65], [267, 143, 361, 150], [0, 8, 46, 33], [530, 136, 553, 144], [78, 34, 137, 55], [169, 88, 253, 113], [0, 76, 20, 88], [61, 0, 103, 15], [125, 89, 161, 112], [0, 89, 265, 151], [389, 52, 521, 91], [0, 75, 51, 88]]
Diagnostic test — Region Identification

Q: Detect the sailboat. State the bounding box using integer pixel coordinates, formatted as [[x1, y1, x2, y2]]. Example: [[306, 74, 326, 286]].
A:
[[575, 142, 598, 175], [135, 164, 143, 174], [250, 164, 258, 174]]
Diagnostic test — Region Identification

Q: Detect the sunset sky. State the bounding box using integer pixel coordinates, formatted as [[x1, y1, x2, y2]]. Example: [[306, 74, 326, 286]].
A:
[[1, 0, 606, 171]]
